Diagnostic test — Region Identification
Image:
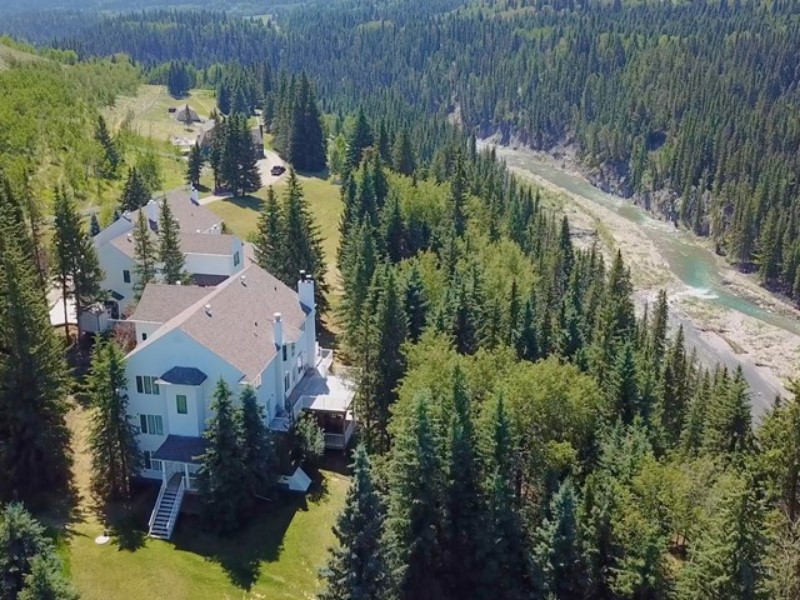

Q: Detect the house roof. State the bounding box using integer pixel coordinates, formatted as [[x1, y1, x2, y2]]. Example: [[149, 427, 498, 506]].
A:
[[129, 285, 209, 324], [153, 435, 205, 464], [158, 366, 208, 386], [174, 106, 201, 123], [178, 232, 238, 255], [161, 190, 222, 233], [129, 264, 308, 382]]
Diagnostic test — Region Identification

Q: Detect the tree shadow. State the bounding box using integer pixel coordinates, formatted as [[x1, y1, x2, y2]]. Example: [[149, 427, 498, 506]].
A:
[[171, 492, 305, 590], [296, 167, 330, 181], [226, 194, 263, 213], [98, 483, 157, 552]]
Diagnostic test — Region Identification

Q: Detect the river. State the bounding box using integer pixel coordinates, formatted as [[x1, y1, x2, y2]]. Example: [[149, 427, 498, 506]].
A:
[[488, 144, 798, 418]]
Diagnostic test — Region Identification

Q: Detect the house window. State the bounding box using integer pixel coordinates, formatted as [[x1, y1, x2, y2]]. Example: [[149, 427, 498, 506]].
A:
[[176, 394, 188, 415], [284, 372, 290, 393], [233, 251, 240, 266], [135, 376, 160, 395], [144, 451, 163, 472], [123, 269, 131, 283], [141, 333, 147, 341], [139, 414, 164, 436], [282, 345, 287, 361], [291, 343, 295, 357]]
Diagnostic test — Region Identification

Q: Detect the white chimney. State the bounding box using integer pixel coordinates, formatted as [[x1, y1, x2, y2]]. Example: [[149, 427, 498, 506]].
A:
[[204, 304, 212, 316], [273, 312, 283, 351], [190, 186, 199, 205], [298, 271, 315, 313]]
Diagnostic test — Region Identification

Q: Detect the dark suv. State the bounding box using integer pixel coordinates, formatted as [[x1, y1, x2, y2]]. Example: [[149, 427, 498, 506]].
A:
[[270, 165, 286, 176]]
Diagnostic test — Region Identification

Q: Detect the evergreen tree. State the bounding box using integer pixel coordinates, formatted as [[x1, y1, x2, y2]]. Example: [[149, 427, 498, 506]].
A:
[[678, 473, 766, 599], [449, 154, 468, 238], [0, 503, 76, 599], [120, 167, 151, 212], [288, 74, 327, 171], [482, 396, 530, 599], [219, 113, 262, 195], [197, 379, 249, 534], [320, 445, 387, 600], [381, 191, 407, 263], [0, 211, 72, 501], [51, 184, 104, 342], [132, 208, 157, 299], [90, 213, 101, 237], [236, 386, 277, 499], [608, 341, 640, 425], [441, 367, 484, 598], [384, 395, 444, 600], [702, 367, 752, 458], [402, 263, 428, 343], [253, 186, 287, 280], [87, 339, 141, 503], [345, 107, 373, 174], [186, 142, 204, 188], [391, 128, 416, 176], [158, 196, 188, 285], [534, 478, 588, 599], [95, 115, 120, 178]]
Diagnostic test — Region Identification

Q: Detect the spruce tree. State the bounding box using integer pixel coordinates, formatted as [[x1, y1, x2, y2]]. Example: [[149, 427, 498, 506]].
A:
[[345, 107, 373, 174], [253, 186, 287, 280], [158, 196, 188, 285], [120, 167, 151, 212], [132, 209, 157, 299], [0, 503, 76, 599], [186, 142, 204, 188], [449, 155, 468, 238], [90, 213, 101, 237], [402, 263, 428, 343], [237, 386, 277, 499], [391, 128, 416, 176], [95, 115, 120, 178], [0, 212, 72, 501], [702, 366, 753, 458], [608, 341, 640, 425], [380, 191, 407, 263], [441, 367, 484, 598], [197, 379, 249, 534], [384, 395, 444, 600], [320, 445, 387, 600], [534, 478, 588, 599], [87, 339, 141, 503]]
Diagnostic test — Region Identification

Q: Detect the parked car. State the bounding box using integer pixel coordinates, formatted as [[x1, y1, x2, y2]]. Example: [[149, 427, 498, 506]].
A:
[[271, 165, 286, 176]]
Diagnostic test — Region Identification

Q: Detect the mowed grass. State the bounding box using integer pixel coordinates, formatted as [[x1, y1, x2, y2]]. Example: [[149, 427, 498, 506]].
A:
[[208, 175, 343, 282], [104, 84, 218, 144], [62, 405, 348, 600]]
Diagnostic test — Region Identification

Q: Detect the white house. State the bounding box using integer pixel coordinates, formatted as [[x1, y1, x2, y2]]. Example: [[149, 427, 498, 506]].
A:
[[89, 188, 242, 322], [124, 265, 354, 539]]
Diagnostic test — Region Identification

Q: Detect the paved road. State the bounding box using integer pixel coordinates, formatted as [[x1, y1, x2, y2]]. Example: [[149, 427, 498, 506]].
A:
[[198, 150, 287, 206]]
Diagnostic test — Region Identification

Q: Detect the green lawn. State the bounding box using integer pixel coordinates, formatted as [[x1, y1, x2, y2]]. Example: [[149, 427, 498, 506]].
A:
[[208, 175, 343, 281]]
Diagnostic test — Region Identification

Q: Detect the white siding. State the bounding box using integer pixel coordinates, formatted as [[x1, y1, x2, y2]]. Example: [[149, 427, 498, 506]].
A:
[[97, 243, 136, 313]]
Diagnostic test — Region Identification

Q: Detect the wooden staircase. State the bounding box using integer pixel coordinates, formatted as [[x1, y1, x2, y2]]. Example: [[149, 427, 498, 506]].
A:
[[148, 473, 185, 540]]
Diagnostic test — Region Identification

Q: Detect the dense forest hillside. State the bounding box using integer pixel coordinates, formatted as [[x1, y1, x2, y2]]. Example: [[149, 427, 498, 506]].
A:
[[42, 0, 800, 303]]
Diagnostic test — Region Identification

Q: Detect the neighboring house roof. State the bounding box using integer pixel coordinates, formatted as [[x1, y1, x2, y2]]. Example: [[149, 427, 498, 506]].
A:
[[158, 366, 208, 386], [129, 285, 209, 324], [174, 106, 201, 123], [129, 263, 308, 382], [178, 232, 238, 255], [161, 190, 222, 233], [153, 435, 205, 464]]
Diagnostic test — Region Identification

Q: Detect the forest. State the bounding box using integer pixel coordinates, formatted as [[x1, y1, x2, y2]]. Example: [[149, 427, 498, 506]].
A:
[[26, 0, 800, 303], [2, 1, 800, 599]]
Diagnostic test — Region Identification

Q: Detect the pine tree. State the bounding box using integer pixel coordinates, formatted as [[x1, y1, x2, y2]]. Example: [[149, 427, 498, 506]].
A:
[[678, 473, 766, 599], [87, 339, 141, 503], [0, 210, 71, 501], [0, 503, 76, 599], [197, 379, 249, 534], [51, 185, 104, 341], [702, 366, 753, 458], [345, 107, 373, 174], [449, 154, 468, 238], [219, 113, 262, 195], [95, 115, 120, 178], [391, 128, 416, 176], [132, 209, 157, 299], [253, 186, 287, 280], [158, 196, 188, 285], [90, 213, 101, 236], [441, 367, 485, 598], [381, 191, 406, 263], [402, 263, 428, 343], [120, 167, 151, 212], [237, 386, 277, 499], [186, 142, 204, 188], [217, 81, 231, 115], [608, 341, 640, 425], [289, 74, 327, 171], [534, 478, 588, 599], [482, 396, 530, 599], [660, 326, 691, 447], [320, 445, 387, 600], [383, 395, 445, 600]]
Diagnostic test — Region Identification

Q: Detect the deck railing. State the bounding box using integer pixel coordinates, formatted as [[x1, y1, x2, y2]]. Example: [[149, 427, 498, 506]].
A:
[[147, 479, 168, 533], [165, 476, 185, 539]]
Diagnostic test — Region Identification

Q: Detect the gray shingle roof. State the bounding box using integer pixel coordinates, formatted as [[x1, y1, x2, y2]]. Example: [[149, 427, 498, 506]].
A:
[[178, 232, 237, 255], [129, 264, 308, 382], [153, 435, 205, 464], [159, 366, 208, 386], [129, 285, 209, 324]]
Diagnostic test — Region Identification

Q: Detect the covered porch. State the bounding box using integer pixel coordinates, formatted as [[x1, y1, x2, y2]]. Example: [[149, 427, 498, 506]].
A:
[[269, 371, 356, 450], [153, 434, 204, 493]]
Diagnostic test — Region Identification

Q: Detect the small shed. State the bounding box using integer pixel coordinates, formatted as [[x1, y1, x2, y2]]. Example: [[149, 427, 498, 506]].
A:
[[174, 105, 201, 125]]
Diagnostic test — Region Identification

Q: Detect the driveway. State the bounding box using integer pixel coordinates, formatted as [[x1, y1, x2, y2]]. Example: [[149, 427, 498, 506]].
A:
[[198, 150, 287, 206]]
